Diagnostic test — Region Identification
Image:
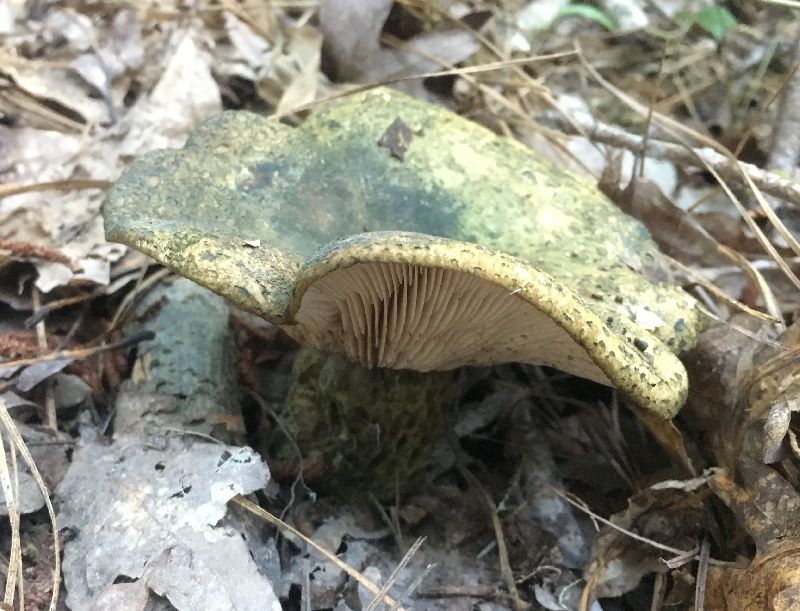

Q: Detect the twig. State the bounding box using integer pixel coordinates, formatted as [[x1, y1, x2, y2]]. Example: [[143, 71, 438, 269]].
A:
[[448, 432, 527, 611], [0, 179, 112, 198], [549, 485, 738, 567], [539, 112, 800, 207], [31, 289, 57, 431], [762, 0, 800, 8], [0, 329, 154, 369], [0, 400, 60, 610], [230, 495, 405, 610]]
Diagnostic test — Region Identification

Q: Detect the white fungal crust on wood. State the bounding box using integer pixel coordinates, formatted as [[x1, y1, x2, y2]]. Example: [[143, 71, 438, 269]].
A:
[[291, 260, 612, 383]]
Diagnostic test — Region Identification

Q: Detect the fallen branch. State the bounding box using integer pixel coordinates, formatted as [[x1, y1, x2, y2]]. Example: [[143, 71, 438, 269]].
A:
[[540, 113, 800, 207]]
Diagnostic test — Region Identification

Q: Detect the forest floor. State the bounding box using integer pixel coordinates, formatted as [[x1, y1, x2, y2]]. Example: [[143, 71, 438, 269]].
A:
[[2, 1, 800, 610]]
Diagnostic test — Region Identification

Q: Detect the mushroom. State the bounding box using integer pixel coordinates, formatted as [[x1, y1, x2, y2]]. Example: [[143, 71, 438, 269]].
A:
[[104, 88, 704, 492]]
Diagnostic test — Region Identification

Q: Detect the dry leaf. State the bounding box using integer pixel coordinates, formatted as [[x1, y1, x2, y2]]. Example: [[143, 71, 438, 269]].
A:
[[319, 0, 479, 97], [121, 29, 222, 156], [705, 468, 800, 610], [275, 27, 323, 115], [608, 175, 729, 267], [219, 10, 273, 82], [586, 485, 705, 598]]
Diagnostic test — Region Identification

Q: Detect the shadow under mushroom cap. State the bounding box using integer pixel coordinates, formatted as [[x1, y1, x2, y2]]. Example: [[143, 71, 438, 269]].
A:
[[104, 87, 705, 418]]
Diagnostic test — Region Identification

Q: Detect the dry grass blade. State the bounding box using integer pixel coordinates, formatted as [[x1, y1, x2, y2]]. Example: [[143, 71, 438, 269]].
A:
[[245, 389, 312, 518], [651, 573, 667, 611], [576, 47, 800, 295], [230, 495, 405, 610], [667, 256, 782, 324], [0, 399, 60, 610], [0, 179, 112, 198], [0, 431, 22, 606], [26, 270, 144, 328], [695, 539, 711, 611], [697, 159, 800, 295], [276, 51, 577, 118], [396, 0, 595, 145], [364, 536, 426, 611], [450, 438, 526, 611], [109, 268, 172, 330], [391, 562, 436, 609], [549, 486, 736, 566], [744, 171, 800, 257], [718, 245, 784, 326], [580, 572, 599, 611], [0, 87, 85, 132]]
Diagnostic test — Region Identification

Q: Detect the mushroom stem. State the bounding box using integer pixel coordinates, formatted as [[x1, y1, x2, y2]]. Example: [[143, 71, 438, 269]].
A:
[[265, 347, 455, 500]]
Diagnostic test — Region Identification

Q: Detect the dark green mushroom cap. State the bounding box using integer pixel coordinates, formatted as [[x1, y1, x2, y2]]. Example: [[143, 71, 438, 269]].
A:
[[104, 88, 704, 418]]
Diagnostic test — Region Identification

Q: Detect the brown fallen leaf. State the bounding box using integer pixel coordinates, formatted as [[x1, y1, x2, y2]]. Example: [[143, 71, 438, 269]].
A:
[[683, 315, 772, 471], [684, 319, 800, 609], [623, 177, 730, 267], [584, 484, 706, 600], [704, 468, 800, 611]]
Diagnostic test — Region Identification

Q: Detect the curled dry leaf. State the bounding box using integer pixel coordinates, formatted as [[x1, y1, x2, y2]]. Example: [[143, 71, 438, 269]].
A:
[[685, 317, 800, 608], [585, 484, 706, 599], [705, 468, 800, 611]]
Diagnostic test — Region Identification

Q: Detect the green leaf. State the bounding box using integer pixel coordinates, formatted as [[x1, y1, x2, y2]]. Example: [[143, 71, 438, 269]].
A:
[[557, 4, 618, 31], [693, 5, 737, 41]]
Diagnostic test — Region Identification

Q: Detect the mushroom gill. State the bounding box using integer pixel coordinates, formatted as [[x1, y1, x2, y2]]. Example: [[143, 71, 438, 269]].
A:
[[290, 260, 612, 384]]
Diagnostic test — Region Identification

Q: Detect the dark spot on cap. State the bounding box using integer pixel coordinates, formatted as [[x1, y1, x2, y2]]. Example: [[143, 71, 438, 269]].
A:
[[633, 338, 648, 352], [378, 118, 414, 160]]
